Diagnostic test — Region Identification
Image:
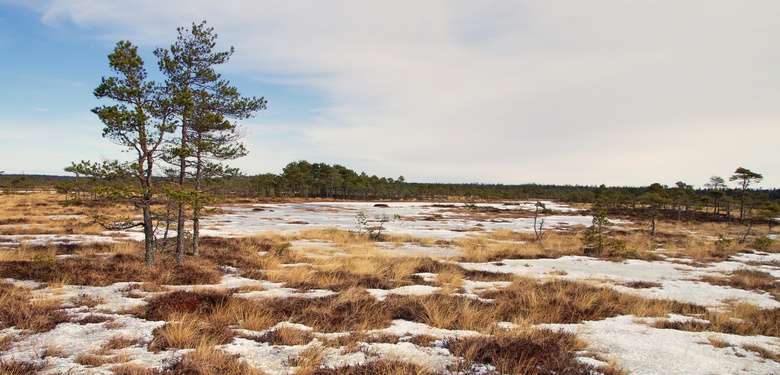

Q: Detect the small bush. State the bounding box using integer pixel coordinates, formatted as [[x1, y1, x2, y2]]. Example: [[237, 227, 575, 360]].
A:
[[753, 236, 774, 252], [715, 234, 733, 251]]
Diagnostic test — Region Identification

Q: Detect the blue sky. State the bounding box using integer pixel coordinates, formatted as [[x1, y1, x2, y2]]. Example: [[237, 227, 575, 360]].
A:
[[1, 1, 779, 188]]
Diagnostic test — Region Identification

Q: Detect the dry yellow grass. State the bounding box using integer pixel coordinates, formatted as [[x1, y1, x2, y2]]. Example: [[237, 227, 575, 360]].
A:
[[0, 193, 158, 240], [214, 298, 277, 332], [433, 267, 464, 294], [289, 345, 327, 375], [456, 228, 593, 263], [149, 312, 203, 351], [164, 343, 266, 375], [75, 351, 130, 367]]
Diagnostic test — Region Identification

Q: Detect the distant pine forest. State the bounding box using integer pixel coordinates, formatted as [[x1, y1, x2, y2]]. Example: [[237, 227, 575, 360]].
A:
[[3, 161, 779, 224]]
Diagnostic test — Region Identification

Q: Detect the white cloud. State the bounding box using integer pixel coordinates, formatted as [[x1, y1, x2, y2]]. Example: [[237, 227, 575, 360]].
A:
[[11, 0, 780, 186]]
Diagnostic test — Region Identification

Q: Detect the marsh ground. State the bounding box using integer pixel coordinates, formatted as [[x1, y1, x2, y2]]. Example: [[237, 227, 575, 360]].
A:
[[1, 193, 779, 374]]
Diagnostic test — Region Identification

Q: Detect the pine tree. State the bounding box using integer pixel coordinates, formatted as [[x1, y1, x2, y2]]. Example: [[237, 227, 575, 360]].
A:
[[729, 167, 763, 221], [67, 41, 175, 266], [155, 21, 265, 262]]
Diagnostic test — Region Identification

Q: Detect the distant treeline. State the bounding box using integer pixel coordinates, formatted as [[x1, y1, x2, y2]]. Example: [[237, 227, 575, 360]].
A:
[[3, 162, 779, 213]]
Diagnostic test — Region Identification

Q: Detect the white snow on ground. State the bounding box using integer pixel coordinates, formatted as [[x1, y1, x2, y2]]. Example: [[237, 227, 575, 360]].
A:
[[543, 315, 780, 375], [1, 313, 171, 374], [367, 285, 441, 301], [2, 201, 780, 374], [460, 255, 780, 309], [0, 234, 122, 248], [193, 201, 592, 240]]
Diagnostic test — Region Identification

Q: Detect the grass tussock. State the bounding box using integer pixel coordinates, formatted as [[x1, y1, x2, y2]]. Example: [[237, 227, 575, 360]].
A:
[[149, 312, 234, 351], [0, 334, 12, 351], [482, 278, 705, 325], [742, 344, 780, 362], [0, 282, 70, 333], [301, 256, 441, 291], [0, 359, 45, 375], [111, 364, 162, 375], [73, 314, 113, 325], [288, 345, 328, 375], [250, 325, 314, 346], [311, 359, 441, 375], [199, 236, 279, 270], [0, 253, 222, 286], [272, 287, 392, 332], [445, 328, 607, 375], [162, 344, 267, 375], [75, 351, 129, 367], [700, 268, 779, 299], [653, 303, 780, 337], [98, 335, 142, 353], [142, 290, 233, 321], [320, 331, 401, 349], [385, 294, 495, 331]]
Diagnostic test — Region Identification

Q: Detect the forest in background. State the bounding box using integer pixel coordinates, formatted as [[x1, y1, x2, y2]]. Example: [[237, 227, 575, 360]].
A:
[[2, 161, 778, 227]]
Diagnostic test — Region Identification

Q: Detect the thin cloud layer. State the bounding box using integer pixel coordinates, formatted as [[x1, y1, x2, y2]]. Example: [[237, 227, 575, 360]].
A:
[[4, 0, 780, 186]]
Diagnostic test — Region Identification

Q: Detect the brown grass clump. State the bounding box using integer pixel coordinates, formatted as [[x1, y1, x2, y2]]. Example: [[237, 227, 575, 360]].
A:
[[433, 267, 465, 293], [271, 288, 392, 332], [483, 277, 704, 325], [74, 314, 114, 325], [284, 268, 396, 291], [385, 294, 495, 331], [99, 335, 142, 352], [445, 328, 602, 375], [70, 294, 104, 308], [75, 351, 129, 367], [742, 344, 780, 362], [321, 331, 401, 349], [162, 344, 267, 375], [0, 359, 45, 375], [148, 312, 234, 351], [623, 281, 662, 289], [653, 303, 780, 338], [454, 229, 595, 263], [311, 359, 441, 375], [141, 290, 233, 321], [412, 257, 514, 282], [700, 268, 779, 299], [250, 325, 314, 346], [308, 255, 436, 290], [211, 297, 278, 332], [0, 282, 69, 333], [111, 364, 162, 375], [0, 254, 222, 286], [0, 334, 12, 351], [149, 314, 202, 351], [288, 345, 328, 375], [199, 236, 277, 270]]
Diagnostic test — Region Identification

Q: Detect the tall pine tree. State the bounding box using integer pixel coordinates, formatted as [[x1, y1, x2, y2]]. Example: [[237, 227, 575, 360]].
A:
[[155, 21, 265, 263]]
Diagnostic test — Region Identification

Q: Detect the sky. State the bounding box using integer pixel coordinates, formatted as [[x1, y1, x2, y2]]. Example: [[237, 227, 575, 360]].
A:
[[0, 1, 778, 188]]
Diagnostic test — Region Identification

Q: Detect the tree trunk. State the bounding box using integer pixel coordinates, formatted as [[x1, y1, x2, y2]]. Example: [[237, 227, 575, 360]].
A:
[[650, 208, 657, 236], [192, 152, 202, 257], [175, 112, 189, 266], [142, 204, 155, 267]]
